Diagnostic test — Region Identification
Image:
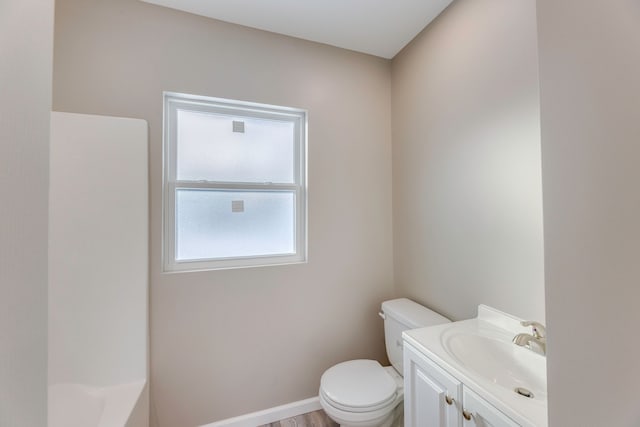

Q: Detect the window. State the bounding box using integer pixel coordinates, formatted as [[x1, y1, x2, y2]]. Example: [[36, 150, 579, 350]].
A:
[[163, 92, 307, 271]]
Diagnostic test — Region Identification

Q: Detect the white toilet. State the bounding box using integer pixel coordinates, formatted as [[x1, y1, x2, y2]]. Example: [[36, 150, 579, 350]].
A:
[[319, 298, 450, 427]]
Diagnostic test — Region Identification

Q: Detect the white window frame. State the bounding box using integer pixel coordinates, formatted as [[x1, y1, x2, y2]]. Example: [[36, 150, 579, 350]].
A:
[[162, 92, 307, 272]]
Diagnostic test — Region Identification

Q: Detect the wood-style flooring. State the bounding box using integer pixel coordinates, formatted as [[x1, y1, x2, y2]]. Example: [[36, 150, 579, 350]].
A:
[[258, 409, 338, 427]]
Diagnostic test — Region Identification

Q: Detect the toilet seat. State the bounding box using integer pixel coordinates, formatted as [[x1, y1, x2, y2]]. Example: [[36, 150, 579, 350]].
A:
[[320, 360, 398, 413]]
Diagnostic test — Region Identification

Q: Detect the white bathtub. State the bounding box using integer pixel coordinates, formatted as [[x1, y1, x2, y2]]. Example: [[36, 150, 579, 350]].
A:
[[48, 380, 147, 427]]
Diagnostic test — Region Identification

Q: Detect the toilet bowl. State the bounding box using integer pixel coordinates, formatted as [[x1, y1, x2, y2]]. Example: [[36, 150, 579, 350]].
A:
[[319, 298, 450, 427], [320, 360, 403, 427]]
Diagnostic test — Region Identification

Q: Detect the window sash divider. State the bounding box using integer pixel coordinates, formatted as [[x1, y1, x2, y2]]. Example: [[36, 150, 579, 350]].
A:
[[172, 181, 299, 191]]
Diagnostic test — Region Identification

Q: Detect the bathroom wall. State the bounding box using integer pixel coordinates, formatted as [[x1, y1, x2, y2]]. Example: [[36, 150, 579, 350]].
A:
[[537, 1, 640, 425], [0, 0, 53, 425], [391, 0, 544, 322], [53, 0, 394, 426]]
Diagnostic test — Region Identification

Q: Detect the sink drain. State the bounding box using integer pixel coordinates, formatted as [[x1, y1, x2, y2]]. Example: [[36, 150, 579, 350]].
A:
[[514, 387, 534, 398]]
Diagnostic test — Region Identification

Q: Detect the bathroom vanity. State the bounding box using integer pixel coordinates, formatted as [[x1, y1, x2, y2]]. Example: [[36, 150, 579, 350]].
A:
[[402, 305, 547, 427]]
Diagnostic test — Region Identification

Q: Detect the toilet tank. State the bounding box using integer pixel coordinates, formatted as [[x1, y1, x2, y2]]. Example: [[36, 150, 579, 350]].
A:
[[381, 298, 450, 375]]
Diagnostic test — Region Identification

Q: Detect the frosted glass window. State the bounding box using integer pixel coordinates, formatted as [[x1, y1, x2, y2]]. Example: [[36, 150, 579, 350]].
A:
[[176, 190, 295, 260], [177, 110, 295, 183], [163, 92, 307, 271]]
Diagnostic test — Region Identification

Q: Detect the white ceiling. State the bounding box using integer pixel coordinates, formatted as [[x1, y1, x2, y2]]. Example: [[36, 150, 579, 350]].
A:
[[140, 0, 454, 59]]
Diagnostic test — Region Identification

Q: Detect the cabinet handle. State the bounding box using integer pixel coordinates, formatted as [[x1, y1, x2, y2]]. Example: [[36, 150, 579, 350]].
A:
[[445, 395, 454, 405], [463, 410, 473, 421]]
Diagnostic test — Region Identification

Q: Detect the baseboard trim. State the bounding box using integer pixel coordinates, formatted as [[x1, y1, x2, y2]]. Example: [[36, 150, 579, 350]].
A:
[[199, 396, 322, 427]]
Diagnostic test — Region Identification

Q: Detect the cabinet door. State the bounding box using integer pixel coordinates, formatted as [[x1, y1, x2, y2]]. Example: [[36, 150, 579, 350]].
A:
[[462, 388, 520, 427], [404, 343, 463, 427]]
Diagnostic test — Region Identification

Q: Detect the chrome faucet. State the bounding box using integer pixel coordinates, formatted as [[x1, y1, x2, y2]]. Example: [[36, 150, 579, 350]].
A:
[[512, 320, 546, 355]]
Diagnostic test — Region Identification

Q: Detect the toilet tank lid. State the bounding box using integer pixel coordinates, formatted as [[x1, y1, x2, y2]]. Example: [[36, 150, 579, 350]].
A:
[[381, 298, 450, 328]]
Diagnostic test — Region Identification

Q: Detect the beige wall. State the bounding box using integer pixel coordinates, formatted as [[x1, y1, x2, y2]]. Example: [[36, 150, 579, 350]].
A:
[[53, 0, 394, 426], [391, 0, 545, 322], [537, 1, 640, 426], [0, 0, 53, 425]]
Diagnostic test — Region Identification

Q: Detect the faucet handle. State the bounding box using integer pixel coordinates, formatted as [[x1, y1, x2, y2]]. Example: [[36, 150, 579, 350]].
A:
[[521, 321, 546, 339]]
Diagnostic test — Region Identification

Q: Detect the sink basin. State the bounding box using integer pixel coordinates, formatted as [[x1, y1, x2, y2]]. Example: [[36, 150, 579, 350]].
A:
[[441, 330, 547, 401]]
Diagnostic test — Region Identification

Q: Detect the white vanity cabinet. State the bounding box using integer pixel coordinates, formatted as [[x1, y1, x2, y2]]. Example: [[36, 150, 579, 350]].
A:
[[404, 342, 520, 427], [404, 343, 462, 426]]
